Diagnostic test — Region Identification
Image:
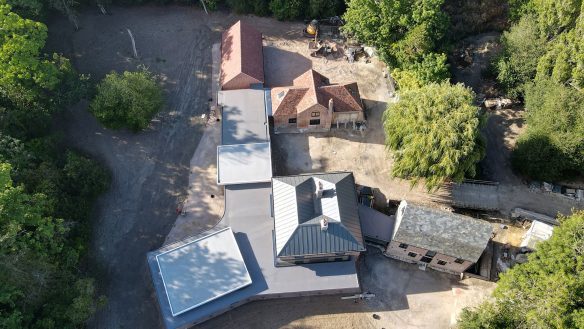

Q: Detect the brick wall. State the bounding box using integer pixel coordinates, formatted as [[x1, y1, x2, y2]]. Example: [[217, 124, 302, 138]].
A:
[[297, 104, 331, 130], [221, 72, 261, 90], [385, 240, 472, 274], [273, 114, 297, 129]]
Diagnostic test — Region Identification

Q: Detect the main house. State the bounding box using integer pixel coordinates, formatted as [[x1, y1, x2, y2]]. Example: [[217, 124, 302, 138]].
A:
[[271, 69, 365, 133], [272, 172, 366, 266], [385, 201, 493, 274]]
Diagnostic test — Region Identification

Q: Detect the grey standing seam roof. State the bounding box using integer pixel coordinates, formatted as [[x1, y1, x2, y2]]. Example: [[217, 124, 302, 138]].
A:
[[393, 202, 492, 262], [272, 172, 365, 257]]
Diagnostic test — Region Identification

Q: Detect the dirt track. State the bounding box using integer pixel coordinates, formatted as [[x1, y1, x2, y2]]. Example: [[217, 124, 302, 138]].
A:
[[47, 6, 217, 328]]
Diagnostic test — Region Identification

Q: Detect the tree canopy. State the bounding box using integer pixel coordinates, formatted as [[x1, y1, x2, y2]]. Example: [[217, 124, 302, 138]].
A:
[[495, 0, 584, 181], [0, 3, 110, 327], [90, 68, 164, 131], [343, 0, 450, 90], [383, 82, 485, 191], [458, 211, 584, 329]]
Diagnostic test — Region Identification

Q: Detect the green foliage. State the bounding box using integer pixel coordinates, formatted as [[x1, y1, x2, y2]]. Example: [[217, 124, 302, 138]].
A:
[[511, 78, 584, 181], [383, 82, 485, 191], [269, 0, 303, 20], [0, 3, 60, 107], [495, 15, 547, 98], [307, 0, 345, 18], [0, 4, 110, 327], [343, 0, 449, 68], [392, 52, 450, 90], [90, 68, 164, 131], [458, 211, 584, 328]]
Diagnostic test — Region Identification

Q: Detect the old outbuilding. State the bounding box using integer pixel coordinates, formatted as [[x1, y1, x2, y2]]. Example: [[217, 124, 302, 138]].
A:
[[386, 201, 493, 274]]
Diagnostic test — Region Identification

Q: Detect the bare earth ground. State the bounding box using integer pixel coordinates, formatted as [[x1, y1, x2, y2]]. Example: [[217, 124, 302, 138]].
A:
[[200, 249, 495, 329], [45, 6, 575, 329]]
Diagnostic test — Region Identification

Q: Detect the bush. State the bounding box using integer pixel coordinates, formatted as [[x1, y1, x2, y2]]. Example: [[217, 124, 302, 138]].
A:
[[383, 82, 485, 191], [90, 68, 163, 131]]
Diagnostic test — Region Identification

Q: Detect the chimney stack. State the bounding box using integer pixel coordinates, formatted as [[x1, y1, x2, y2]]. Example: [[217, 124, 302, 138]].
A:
[[320, 217, 328, 231], [328, 98, 334, 114], [315, 181, 323, 198]]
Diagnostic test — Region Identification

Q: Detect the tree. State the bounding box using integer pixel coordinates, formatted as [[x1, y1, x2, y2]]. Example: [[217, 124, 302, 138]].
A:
[[0, 3, 60, 107], [495, 15, 547, 98], [269, 0, 304, 20], [343, 0, 449, 67], [383, 82, 485, 191], [458, 211, 584, 328], [90, 68, 164, 131], [391, 52, 450, 90], [511, 78, 584, 181]]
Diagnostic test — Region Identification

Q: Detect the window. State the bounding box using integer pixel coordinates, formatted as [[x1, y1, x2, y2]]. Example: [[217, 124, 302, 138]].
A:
[[420, 256, 432, 263], [311, 111, 320, 117], [398, 243, 408, 249], [309, 119, 321, 125], [288, 118, 297, 124], [425, 250, 436, 258], [407, 252, 417, 258], [454, 258, 464, 264], [437, 260, 447, 266]]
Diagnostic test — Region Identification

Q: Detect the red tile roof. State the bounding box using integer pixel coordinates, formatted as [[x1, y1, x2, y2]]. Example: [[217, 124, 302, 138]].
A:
[[220, 21, 264, 88], [272, 69, 363, 116]]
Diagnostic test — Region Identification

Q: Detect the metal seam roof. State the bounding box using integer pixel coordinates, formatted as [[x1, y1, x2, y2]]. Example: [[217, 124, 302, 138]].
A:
[[273, 172, 365, 257]]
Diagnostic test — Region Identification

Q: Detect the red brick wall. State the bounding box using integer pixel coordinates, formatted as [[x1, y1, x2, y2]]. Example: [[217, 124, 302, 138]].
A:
[[221, 72, 261, 90], [385, 240, 472, 274], [273, 114, 297, 129], [297, 104, 330, 130]]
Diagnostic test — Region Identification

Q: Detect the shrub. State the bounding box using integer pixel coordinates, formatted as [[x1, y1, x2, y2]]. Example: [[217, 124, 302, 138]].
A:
[[90, 68, 163, 131]]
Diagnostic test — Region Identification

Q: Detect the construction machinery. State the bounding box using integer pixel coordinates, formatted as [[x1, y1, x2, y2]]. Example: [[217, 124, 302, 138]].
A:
[[303, 16, 345, 39]]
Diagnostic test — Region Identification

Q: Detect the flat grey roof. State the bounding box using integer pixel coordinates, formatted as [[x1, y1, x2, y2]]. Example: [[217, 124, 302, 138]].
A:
[[156, 227, 252, 316], [217, 143, 272, 185], [148, 184, 360, 329], [358, 204, 395, 244], [393, 201, 493, 262], [219, 89, 269, 145]]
